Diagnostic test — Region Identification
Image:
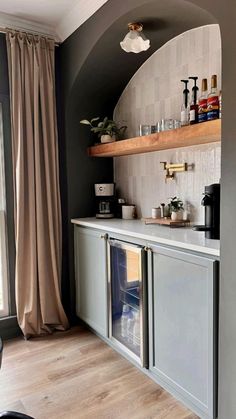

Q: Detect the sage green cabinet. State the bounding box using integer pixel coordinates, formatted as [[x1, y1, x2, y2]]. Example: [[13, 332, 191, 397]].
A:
[[74, 226, 108, 337], [73, 223, 218, 419], [148, 244, 217, 419]]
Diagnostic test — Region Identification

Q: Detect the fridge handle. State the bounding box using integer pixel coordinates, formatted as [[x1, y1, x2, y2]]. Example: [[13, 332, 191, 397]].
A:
[[141, 247, 149, 368]]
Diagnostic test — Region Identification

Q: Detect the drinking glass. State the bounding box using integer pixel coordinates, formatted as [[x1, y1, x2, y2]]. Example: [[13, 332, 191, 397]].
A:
[[156, 121, 162, 132], [151, 125, 157, 134], [174, 120, 181, 129], [141, 125, 151, 136]]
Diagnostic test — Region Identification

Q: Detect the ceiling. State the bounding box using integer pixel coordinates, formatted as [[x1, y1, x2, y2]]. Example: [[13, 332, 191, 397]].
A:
[[0, 0, 109, 41]]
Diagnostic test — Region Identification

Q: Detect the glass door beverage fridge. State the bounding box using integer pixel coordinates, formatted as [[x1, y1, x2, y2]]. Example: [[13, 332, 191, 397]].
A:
[[108, 238, 148, 368]]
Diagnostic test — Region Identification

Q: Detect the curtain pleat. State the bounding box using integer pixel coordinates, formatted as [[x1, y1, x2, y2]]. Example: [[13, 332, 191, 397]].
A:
[[6, 31, 69, 337]]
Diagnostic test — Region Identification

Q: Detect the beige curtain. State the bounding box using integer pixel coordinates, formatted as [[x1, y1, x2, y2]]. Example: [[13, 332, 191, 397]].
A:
[[6, 31, 69, 337]]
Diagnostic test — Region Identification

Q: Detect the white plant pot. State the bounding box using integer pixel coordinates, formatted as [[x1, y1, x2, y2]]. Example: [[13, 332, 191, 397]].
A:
[[171, 211, 183, 221], [100, 134, 116, 143], [171, 212, 178, 221]]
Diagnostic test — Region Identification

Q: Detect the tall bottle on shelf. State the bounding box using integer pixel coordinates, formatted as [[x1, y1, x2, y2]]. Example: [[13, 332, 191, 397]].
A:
[[180, 80, 190, 127], [219, 90, 222, 119], [198, 78, 208, 123], [207, 75, 219, 120], [189, 76, 199, 124]]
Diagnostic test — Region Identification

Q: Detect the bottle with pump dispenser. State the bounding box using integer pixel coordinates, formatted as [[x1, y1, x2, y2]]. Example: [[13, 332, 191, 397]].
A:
[[180, 80, 190, 127], [189, 76, 199, 124], [198, 78, 208, 123], [207, 75, 219, 120]]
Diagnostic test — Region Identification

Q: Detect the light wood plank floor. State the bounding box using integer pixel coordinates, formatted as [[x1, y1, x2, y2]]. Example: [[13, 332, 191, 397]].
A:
[[0, 326, 199, 419]]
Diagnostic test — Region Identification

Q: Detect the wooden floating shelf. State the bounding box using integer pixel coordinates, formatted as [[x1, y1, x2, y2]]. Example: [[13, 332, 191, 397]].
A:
[[87, 119, 221, 158]]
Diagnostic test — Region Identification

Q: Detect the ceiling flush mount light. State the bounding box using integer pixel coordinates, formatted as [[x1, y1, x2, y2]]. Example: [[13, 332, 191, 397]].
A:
[[120, 22, 150, 53]]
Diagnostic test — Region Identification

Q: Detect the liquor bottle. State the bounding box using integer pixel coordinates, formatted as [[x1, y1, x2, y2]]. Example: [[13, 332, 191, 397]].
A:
[[219, 90, 222, 119], [189, 76, 199, 124], [198, 78, 208, 123], [207, 75, 219, 120], [180, 80, 190, 127]]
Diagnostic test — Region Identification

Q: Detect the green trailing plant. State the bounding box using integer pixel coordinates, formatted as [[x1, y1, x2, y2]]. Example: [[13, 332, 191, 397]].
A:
[[169, 196, 184, 213], [80, 117, 127, 139]]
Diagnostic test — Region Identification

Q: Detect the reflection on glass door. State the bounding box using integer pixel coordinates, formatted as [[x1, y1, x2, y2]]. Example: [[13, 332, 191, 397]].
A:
[[0, 103, 9, 317], [109, 239, 148, 366]]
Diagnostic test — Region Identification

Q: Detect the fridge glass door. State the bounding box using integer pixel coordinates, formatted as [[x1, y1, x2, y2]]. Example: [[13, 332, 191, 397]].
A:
[[109, 240, 145, 362]]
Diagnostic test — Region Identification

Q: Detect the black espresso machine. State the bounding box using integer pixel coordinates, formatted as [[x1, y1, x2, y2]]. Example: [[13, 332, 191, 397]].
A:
[[95, 183, 115, 218], [193, 183, 220, 240]]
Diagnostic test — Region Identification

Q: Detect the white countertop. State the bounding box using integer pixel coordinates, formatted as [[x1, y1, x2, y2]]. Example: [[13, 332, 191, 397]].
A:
[[71, 218, 220, 257]]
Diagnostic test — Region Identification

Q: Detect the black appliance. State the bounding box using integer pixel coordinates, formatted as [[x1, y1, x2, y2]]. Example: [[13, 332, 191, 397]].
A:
[[95, 183, 115, 219], [193, 183, 220, 239]]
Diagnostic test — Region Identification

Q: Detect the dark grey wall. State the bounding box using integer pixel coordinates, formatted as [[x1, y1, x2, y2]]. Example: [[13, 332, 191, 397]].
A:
[[0, 34, 9, 96], [0, 34, 15, 315], [0, 33, 19, 339], [60, 1, 236, 417], [217, 13, 236, 419]]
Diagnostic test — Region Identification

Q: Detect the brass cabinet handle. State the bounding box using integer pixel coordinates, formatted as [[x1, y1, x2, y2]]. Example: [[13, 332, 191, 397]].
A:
[[100, 233, 108, 240]]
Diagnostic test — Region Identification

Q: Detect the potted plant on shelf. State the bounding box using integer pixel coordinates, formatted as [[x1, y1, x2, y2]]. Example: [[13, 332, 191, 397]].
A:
[[80, 116, 127, 144], [169, 197, 184, 221]]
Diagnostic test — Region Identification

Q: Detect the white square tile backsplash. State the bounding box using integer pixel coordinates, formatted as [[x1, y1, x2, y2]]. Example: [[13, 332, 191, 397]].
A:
[[113, 25, 221, 223]]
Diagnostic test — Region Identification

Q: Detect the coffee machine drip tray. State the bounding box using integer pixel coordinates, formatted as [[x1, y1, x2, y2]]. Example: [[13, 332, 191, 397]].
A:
[[96, 213, 114, 219]]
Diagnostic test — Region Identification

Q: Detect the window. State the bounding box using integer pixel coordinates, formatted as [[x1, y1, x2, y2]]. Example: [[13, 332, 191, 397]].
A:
[[0, 103, 9, 317]]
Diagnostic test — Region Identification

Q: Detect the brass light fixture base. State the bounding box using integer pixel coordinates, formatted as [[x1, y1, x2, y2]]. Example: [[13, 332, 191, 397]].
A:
[[128, 22, 143, 32]]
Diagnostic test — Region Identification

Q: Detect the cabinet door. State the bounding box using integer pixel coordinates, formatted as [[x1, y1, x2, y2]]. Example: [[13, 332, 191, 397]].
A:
[[149, 245, 217, 419], [74, 226, 108, 337]]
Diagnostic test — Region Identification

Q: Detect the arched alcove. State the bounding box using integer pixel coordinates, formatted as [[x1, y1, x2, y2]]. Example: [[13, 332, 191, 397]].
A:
[[60, 0, 218, 313], [61, 0, 217, 224], [60, 1, 236, 418], [59, 0, 218, 311]]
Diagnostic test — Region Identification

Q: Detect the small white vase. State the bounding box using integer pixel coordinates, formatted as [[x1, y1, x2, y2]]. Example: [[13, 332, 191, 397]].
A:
[[171, 211, 184, 221], [101, 134, 116, 143], [171, 212, 178, 221]]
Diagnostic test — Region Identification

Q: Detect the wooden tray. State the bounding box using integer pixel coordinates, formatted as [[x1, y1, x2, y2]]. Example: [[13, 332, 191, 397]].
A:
[[142, 217, 190, 228]]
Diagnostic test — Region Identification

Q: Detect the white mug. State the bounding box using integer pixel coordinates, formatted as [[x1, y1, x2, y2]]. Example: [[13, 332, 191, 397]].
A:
[[122, 205, 136, 220]]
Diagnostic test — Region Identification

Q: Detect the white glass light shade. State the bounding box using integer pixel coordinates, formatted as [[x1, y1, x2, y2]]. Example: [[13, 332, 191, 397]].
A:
[[120, 30, 150, 53]]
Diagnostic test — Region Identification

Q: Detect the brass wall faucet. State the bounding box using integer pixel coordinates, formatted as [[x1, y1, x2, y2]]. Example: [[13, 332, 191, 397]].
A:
[[160, 162, 188, 181]]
